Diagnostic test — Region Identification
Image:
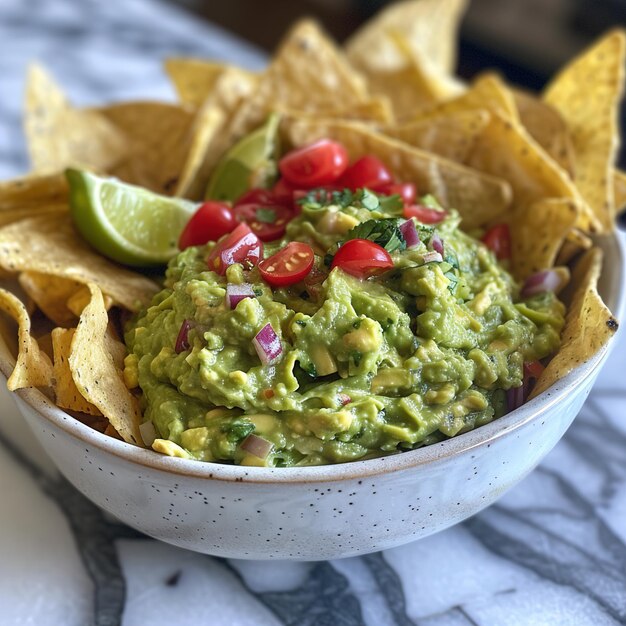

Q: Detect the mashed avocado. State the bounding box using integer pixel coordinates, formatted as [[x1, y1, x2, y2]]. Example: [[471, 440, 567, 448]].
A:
[[125, 194, 565, 467]]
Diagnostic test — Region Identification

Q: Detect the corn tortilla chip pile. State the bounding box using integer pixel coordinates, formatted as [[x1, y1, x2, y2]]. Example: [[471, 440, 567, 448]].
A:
[[0, 0, 622, 447]]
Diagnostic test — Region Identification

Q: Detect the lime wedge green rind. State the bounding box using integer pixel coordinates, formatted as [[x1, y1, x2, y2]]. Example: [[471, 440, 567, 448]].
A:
[[205, 113, 281, 202], [66, 169, 198, 268]]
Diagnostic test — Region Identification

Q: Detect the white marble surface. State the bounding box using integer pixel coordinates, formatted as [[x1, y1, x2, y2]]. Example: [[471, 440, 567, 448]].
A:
[[1, 1, 626, 624]]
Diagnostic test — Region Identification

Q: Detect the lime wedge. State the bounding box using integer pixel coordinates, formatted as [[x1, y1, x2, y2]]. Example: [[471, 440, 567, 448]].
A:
[[205, 113, 281, 202], [66, 169, 198, 267]]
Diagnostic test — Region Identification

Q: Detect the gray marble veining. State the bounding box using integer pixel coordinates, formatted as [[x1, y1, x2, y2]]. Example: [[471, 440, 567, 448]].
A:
[[0, 1, 625, 624]]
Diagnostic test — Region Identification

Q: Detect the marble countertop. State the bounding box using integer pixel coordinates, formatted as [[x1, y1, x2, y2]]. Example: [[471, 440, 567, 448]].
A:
[[1, 1, 626, 624]]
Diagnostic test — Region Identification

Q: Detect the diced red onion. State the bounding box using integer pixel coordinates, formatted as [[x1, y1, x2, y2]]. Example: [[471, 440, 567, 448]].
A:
[[338, 393, 352, 406], [521, 270, 562, 298], [226, 283, 255, 309], [253, 323, 283, 364], [430, 233, 444, 256], [399, 219, 420, 249], [422, 251, 443, 264], [139, 421, 157, 446], [506, 384, 526, 412], [175, 319, 194, 353], [240, 434, 273, 459]]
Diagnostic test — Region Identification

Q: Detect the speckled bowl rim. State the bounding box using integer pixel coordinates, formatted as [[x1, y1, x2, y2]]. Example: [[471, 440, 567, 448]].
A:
[[1, 233, 623, 484]]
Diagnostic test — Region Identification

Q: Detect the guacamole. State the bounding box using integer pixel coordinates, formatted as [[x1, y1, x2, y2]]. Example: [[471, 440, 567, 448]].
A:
[[125, 193, 565, 467]]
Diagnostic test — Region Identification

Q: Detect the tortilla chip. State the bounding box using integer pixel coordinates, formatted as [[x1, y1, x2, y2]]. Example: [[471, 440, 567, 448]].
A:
[[0, 173, 68, 211], [419, 73, 518, 123], [467, 112, 598, 231], [614, 169, 626, 215], [555, 228, 594, 266], [69, 283, 142, 444], [66, 285, 114, 317], [24, 65, 126, 174], [227, 20, 368, 144], [18, 272, 82, 326], [174, 105, 225, 199], [0, 215, 158, 311], [510, 198, 580, 280], [0, 205, 67, 228], [284, 118, 512, 230], [284, 98, 394, 125], [164, 58, 244, 108], [543, 29, 626, 232], [0, 288, 53, 390], [173, 67, 258, 200], [386, 109, 490, 163], [97, 102, 195, 195], [51, 327, 101, 414], [513, 89, 576, 177], [345, 0, 468, 76], [531, 248, 618, 398]]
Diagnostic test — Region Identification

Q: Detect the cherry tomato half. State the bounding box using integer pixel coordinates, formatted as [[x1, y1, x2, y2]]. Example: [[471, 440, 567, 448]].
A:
[[259, 242, 315, 287], [270, 178, 297, 206], [234, 187, 277, 207], [331, 239, 393, 279], [178, 201, 236, 250], [206, 223, 263, 275], [481, 223, 511, 260], [403, 204, 447, 224], [337, 155, 393, 191], [234, 203, 293, 242], [377, 182, 416, 205], [279, 140, 349, 188], [524, 360, 545, 381]]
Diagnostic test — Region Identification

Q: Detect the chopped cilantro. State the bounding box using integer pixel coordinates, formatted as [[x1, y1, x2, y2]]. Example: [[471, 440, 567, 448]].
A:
[[222, 420, 255, 443], [351, 351, 362, 366], [255, 207, 277, 223], [344, 218, 406, 253], [295, 319, 307, 327], [297, 187, 403, 216]]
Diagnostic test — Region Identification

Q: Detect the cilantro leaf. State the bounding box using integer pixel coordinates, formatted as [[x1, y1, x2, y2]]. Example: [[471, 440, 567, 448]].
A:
[[255, 207, 277, 223], [297, 187, 404, 216], [344, 218, 407, 253]]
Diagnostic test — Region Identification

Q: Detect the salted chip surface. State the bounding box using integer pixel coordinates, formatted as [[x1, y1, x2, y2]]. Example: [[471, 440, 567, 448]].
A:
[[227, 20, 368, 144], [510, 198, 580, 280], [164, 58, 235, 108], [98, 102, 195, 195], [0, 288, 53, 390], [513, 89, 576, 177], [345, 0, 467, 76], [18, 271, 82, 326], [0, 172, 68, 211], [421, 73, 518, 123], [285, 118, 512, 229], [0, 215, 158, 311], [69, 283, 142, 445], [543, 29, 626, 232], [468, 112, 598, 231], [531, 248, 619, 398], [51, 327, 101, 415], [24, 65, 126, 174], [387, 109, 490, 163]]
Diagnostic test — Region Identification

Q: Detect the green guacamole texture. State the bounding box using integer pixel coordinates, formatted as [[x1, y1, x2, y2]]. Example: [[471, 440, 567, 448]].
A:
[[125, 197, 565, 466]]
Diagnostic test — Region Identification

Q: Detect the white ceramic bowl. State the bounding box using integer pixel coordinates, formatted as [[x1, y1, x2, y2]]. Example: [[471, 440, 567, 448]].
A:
[[0, 234, 623, 561]]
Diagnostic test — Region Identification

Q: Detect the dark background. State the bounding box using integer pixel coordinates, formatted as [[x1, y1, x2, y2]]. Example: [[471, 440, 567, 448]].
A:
[[170, 0, 626, 168]]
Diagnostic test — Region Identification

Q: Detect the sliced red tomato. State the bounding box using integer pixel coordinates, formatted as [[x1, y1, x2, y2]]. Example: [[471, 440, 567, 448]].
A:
[[279, 140, 349, 188], [234, 187, 277, 207], [331, 239, 393, 279], [259, 242, 315, 287], [233, 203, 293, 242], [270, 178, 296, 206], [377, 182, 416, 205], [481, 223, 511, 260], [206, 223, 263, 275], [403, 204, 447, 224], [178, 201, 236, 250], [337, 155, 393, 191]]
